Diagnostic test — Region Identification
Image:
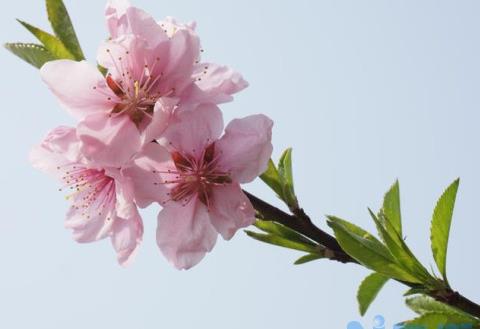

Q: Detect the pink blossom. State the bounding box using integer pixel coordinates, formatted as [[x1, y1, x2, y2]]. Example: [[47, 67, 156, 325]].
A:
[[125, 104, 273, 269], [40, 0, 247, 167], [30, 126, 143, 266]]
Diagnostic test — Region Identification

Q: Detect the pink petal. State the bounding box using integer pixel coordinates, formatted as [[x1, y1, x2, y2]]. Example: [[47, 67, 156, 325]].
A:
[[162, 28, 200, 94], [105, 0, 168, 45], [156, 198, 217, 270], [29, 126, 83, 177], [78, 113, 142, 167], [123, 143, 173, 208], [159, 103, 223, 155], [141, 97, 176, 144], [209, 183, 255, 240], [111, 209, 144, 266], [216, 114, 274, 183], [40, 60, 115, 119], [65, 205, 115, 243], [186, 63, 249, 104]]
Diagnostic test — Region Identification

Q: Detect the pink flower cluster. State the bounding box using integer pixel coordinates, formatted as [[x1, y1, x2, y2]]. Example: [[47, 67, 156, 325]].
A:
[[30, 0, 273, 269]]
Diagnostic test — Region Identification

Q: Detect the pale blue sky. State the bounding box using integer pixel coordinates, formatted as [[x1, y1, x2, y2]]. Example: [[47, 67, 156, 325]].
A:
[[2, 1, 480, 328]]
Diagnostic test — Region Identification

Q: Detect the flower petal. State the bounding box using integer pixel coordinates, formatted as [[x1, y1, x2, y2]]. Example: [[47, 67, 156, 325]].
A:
[[159, 103, 223, 155], [216, 114, 273, 183], [156, 198, 217, 269], [65, 205, 115, 243], [40, 60, 115, 119], [78, 113, 142, 167], [105, 0, 168, 45], [209, 183, 255, 240], [141, 97, 176, 144], [29, 126, 83, 177], [111, 209, 143, 266], [187, 63, 249, 104], [123, 142, 173, 207]]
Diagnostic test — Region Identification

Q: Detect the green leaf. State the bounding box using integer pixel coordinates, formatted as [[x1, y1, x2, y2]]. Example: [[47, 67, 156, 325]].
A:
[[370, 209, 434, 285], [357, 272, 389, 316], [17, 20, 75, 60], [406, 295, 479, 323], [277, 148, 298, 209], [327, 216, 421, 283], [430, 178, 460, 283], [254, 220, 316, 246], [4, 43, 55, 68], [294, 253, 323, 265], [403, 312, 477, 329], [245, 230, 321, 254], [260, 159, 283, 198], [381, 180, 402, 238], [46, 0, 84, 60]]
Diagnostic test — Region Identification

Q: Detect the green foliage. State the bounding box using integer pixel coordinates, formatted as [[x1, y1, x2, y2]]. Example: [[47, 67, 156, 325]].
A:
[[17, 20, 75, 60], [403, 312, 477, 329], [381, 180, 402, 238], [6, 0, 84, 68], [46, 0, 85, 60], [4, 43, 56, 68], [327, 216, 421, 283], [357, 272, 389, 316], [260, 148, 298, 210], [246, 220, 326, 263], [277, 148, 298, 209], [431, 179, 460, 284], [370, 210, 435, 285], [245, 230, 320, 254], [260, 159, 283, 197], [406, 295, 478, 322], [293, 253, 323, 265]]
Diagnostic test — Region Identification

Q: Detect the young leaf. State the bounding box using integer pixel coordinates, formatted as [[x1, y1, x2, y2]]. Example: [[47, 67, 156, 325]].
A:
[[371, 210, 434, 285], [402, 312, 477, 329], [4, 43, 55, 68], [294, 253, 323, 265], [46, 0, 85, 60], [260, 159, 283, 198], [327, 216, 421, 283], [277, 148, 298, 209], [381, 180, 402, 238], [254, 220, 316, 246], [430, 179, 460, 283], [17, 20, 75, 60], [245, 230, 321, 254], [357, 272, 389, 316], [406, 295, 479, 323]]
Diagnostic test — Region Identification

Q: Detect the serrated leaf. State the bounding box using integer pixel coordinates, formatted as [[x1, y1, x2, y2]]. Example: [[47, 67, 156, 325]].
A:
[[327, 216, 421, 283], [4, 43, 55, 68], [406, 295, 479, 323], [254, 220, 316, 246], [260, 159, 283, 198], [431, 179, 460, 283], [245, 230, 320, 254], [294, 253, 323, 265], [403, 312, 477, 329], [46, 0, 84, 60], [17, 19, 75, 60], [382, 180, 402, 238], [370, 209, 434, 285], [277, 148, 298, 209], [357, 272, 389, 316]]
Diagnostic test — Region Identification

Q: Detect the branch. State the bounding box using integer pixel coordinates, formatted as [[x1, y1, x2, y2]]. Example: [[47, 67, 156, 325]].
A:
[[243, 190, 356, 264], [244, 190, 480, 319]]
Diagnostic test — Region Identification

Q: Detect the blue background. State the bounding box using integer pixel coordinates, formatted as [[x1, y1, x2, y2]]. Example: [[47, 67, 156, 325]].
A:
[[1, 1, 480, 328]]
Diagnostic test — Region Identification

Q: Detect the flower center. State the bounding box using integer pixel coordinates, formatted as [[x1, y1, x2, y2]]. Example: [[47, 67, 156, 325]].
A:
[[58, 165, 116, 220], [99, 49, 174, 126], [154, 143, 231, 207]]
